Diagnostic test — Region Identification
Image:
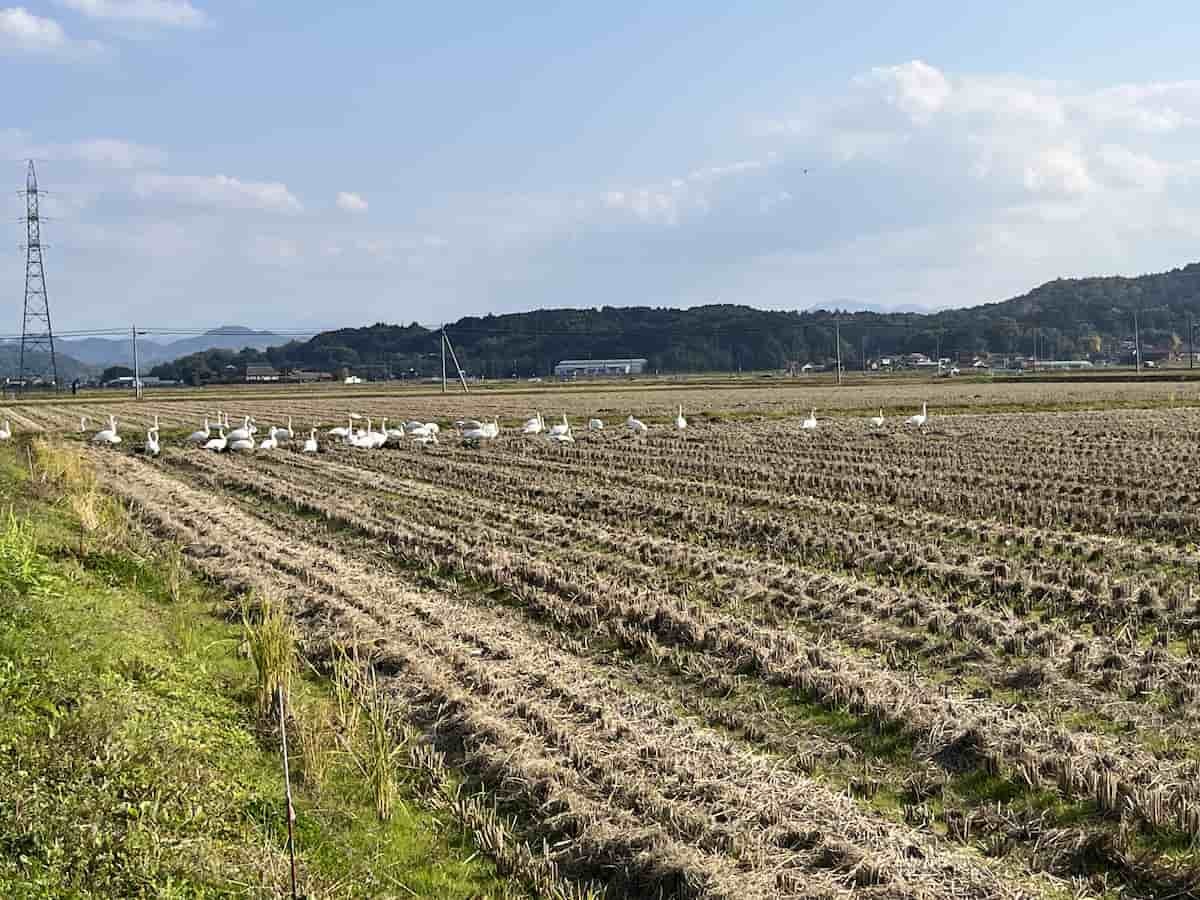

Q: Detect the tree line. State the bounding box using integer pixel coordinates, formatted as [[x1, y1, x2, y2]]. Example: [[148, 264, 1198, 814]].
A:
[[146, 262, 1200, 382]]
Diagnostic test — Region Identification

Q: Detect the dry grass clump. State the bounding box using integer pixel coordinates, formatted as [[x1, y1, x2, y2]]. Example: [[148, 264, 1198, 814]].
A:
[[241, 593, 295, 721]]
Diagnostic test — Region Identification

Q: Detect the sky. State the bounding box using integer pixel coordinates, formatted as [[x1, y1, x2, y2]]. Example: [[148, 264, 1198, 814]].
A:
[[4, 1, 1200, 332]]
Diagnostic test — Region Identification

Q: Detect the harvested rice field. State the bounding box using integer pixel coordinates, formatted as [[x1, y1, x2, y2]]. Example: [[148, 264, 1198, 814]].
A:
[[18, 386, 1200, 899]]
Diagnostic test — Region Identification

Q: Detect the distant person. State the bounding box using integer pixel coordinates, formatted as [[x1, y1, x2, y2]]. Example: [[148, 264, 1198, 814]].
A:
[[72, 378, 79, 396]]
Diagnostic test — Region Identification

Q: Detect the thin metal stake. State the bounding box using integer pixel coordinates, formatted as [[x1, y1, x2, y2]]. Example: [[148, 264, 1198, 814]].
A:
[[277, 686, 299, 900]]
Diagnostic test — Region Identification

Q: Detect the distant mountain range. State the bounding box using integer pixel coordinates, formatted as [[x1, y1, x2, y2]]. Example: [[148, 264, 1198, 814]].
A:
[[58, 326, 304, 368], [0, 347, 93, 384]]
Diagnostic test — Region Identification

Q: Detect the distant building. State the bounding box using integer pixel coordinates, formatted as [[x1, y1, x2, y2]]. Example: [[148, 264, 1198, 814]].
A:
[[283, 369, 332, 383], [344, 375, 364, 384], [554, 358, 647, 378], [245, 365, 280, 382]]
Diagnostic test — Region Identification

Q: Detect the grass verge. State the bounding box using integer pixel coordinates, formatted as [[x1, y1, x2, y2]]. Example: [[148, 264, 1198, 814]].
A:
[[0, 440, 523, 899]]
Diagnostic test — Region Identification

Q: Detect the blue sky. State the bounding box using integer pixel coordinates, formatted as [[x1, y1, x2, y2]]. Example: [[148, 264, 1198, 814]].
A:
[[4, 2, 1200, 331]]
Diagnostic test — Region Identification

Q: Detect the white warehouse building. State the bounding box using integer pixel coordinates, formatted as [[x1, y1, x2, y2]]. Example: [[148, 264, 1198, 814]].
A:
[[554, 358, 647, 377]]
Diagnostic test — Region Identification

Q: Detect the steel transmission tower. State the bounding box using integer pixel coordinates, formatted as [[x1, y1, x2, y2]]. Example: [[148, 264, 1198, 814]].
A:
[[19, 160, 58, 389]]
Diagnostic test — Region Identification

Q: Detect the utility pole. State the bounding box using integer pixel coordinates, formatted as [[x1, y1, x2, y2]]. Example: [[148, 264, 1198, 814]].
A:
[[861, 334, 866, 373], [19, 160, 58, 392], [1190, 314, 1194, 370], [441, 329, 469, 393], [835, 319, 843, 385], [1134, 309, 1142, 374], [132, 325, 141, 399]]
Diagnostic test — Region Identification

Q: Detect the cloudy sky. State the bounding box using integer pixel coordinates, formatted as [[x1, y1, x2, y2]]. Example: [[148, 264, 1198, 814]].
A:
[[4, 2, 1200, 332]]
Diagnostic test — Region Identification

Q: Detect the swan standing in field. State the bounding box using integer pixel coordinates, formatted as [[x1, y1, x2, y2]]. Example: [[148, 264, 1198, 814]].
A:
[[227, 417, 253, 443], [229, 433, 255, 451], [328, 417, 351, 438], [187, 419, 211, 443], [258, 433, 278, 450], [412, 431, 438, 446], [145, 429, 160, 457], [0, 420, 11, 440], [548, 415, 570, 438], [626, 415, 648, 434], [302, 429, 318, 453], [906, 403, 928, 428], [868, 408, 885, 428], [548, 419, 575, 444], [204, 427, 227, 452], [801, 408, 818, 430], [78, 416, 89, 433], [93, 416, 121, 445], [588, 418, 604, 431], [522, 412, 545, 435], [674, 405, 687, 430]]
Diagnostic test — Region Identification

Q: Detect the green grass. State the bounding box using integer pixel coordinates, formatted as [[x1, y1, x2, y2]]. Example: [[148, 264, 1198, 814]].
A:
[[0, 443, 523, 899]]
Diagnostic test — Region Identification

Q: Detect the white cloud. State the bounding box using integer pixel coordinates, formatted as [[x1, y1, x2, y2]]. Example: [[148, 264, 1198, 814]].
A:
[[57, 0, 206, 27], [1096, 145, 1171, 192], [1022, 146, 1095, 196], [0, 129, 166, 168], [858, 60, 952, 124], [0, 6, 103, 56], [336, 191, 368, 212], [134, 173, 303, 213]]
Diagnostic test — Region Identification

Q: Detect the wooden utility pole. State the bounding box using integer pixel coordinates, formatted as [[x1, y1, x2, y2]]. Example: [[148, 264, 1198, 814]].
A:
[[132, 325, 143, 400], [835, 320, 843, 385], [1134, 310, 1142, 374], [440, 330, 447, 393]]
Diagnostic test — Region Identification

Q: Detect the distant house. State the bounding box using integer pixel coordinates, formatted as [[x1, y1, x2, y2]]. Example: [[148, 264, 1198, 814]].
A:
[[245, 365, 280, 382], [554, 358, 647, 378], [283, 369, 332, 383], [344, 375, 364, 385]]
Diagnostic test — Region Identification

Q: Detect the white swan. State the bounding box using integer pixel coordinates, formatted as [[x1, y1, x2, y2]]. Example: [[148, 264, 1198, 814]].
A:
[[905, 403, 928, 428], [588, 418, 604, 431], [674, 405, 687, 430], [868, 408, 884, 428], [204, 427, 227, 452], [626, 415, 648, 434], [283, 416, 294, 440], [365, 418, 388, 449], [329, 416, 353, 439], [522, 412, 545, 435], [78, 416, 89, 433], [801, 408, 818, 430], [187, 418, 211, 443], [93, 416, 121, 445], [548, 418, 574, 444], [302, 429, 318, 453], [548, 415, 570, 438], [229, 435, 256, 452], [0, 420, 12, 441], [258, 434, 278, 450], [145, 429, 160, 457], [227, 417, 253, 442]]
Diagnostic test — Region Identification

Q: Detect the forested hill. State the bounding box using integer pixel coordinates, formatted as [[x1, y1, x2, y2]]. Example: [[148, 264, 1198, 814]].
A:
[[150, 262, 1200, 381]]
